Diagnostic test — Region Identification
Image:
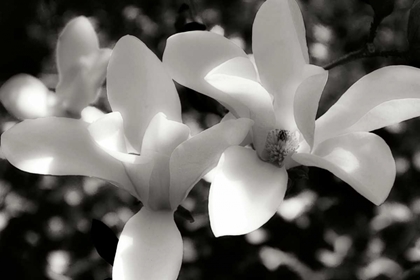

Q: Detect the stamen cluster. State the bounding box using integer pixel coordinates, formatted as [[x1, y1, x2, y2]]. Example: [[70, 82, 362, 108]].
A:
[[264, 129, 300, 167]]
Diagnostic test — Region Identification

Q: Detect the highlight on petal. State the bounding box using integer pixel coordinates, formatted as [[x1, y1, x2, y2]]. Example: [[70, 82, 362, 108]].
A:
[[1, 117, 137, 196], [163, 31, 250, 116], [108, 35, 182, 152], [141, 113, 190, 157], [204, 74, 276, 156], [253, 0, 309, 125], [0, 74, 57, 119], [209, 146, 288, 237], [344, 99, 420, 133], [164, 31, 247, 92], [206, 57, 258, 82], [113, 208, 182, 280], [88, 112, 139, 163], [169, 118, 254, 209], [292, 132, 396, 205], [56, 16, 99, 77], [88, 112, 154, 201], [294, 69, 328, 150], [315, 66, 420, 144], [81, 106, 105, 124]]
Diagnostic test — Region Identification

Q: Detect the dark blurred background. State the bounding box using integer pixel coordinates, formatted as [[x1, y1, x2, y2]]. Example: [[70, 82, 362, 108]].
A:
[[1, 0, 420, 279]]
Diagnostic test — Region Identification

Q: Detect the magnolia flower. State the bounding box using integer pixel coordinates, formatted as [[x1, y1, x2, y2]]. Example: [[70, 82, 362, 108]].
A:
[[1, 35, 252, 279], [163, 0, 420, 236], [0, 16, 111, 120]]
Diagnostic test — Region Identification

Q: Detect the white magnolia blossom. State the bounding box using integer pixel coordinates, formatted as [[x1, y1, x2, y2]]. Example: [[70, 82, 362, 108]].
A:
[[1, 36, 253, 279], [0, 16, 111, 119], [163, 0, 420, 236]]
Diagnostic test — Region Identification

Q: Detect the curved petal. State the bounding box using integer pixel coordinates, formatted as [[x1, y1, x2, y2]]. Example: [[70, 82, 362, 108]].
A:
[[253, 0, 309, 129], [124, 160, 155, 208], [315, 66, 420, 144], [169, 118, 254, 209], [140, 113, 190, 211], [56, 16, 99, 78], [141, 113, 190, 157], [1, 117, 136, 195], [113, 208, 182, 280], [294, 69, 328, 150], [209, 146, 288, 237], [163, 31, 250, 116], [81, 106, 105, 124], [204, 74, 276, 156], [0, 74, 57, 119], [292, 132, 396, 205], [88, 112, 154, 201], [108, 35, 182, 152], [88, 112, 141, 163], [344, 99, 420, 133], [206, 57, 258, 82], [56, 48, 112, 114], [221, 112, 252, 146]]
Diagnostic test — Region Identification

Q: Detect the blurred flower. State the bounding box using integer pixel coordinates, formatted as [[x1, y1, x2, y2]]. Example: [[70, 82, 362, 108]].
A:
[[0, 16, 111, 120], [1, 35, 252, 280], [164, 0, 420, 236]]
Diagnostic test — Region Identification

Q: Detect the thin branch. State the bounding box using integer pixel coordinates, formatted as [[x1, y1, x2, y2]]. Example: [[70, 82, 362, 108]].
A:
[[323, 47, 408, 70]]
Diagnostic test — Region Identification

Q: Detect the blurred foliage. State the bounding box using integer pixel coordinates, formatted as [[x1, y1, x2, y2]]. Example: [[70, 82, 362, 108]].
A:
[[1, 0, 420, 279]]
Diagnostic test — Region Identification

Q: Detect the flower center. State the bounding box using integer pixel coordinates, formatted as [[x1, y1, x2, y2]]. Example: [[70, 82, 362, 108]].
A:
[[263, 129, 300, 167]]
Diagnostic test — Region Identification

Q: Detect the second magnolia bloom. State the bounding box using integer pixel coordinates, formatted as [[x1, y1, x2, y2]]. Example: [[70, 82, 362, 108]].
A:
[[1, 35, 253, 280], [163, 0, 420, 236]]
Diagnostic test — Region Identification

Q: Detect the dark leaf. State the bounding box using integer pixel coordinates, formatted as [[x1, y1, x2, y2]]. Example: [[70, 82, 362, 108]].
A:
[[181, 22, 207, 32], [362, 0, 395, 19], [175, 205, 195, 223], [401, 265, 420, 280], [174, 2, 206, 33], [408, 1, 420, 65], [91, 219, 119, 266], [288, 166, 309, 181], [178, 3, 190, 13]]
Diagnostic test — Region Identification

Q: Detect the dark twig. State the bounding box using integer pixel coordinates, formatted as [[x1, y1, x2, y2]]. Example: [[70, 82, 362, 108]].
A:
[[323, 47, 408, 70]]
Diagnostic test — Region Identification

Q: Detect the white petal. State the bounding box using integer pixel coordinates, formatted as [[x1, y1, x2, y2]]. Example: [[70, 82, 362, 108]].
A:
[[56, 48, 111, 114], [141, 113, 190, 157], [0, 74, 57, 119], [1, 117, 136, 195], [204, 74, 276, 156], [221, 112, 252, 146], [169, 118, 254, 209], [294, 69, 328, 150], [293, 132, 396, 205], [206, 57, 258, 82], [140, 113, 190, 211], [163, 31, 250, 116], [81, 106, 105, 124], [88, 112, 154, 201], [113, 208, 182, 280], [107, 36, 182, 152], [315, 66, 420, 144], [345, 99, 420, 133], [56, 16, 99, 78], [88, 112, 140, 163], [209, 146, 288, 237], [253, 0, 309, 129]]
